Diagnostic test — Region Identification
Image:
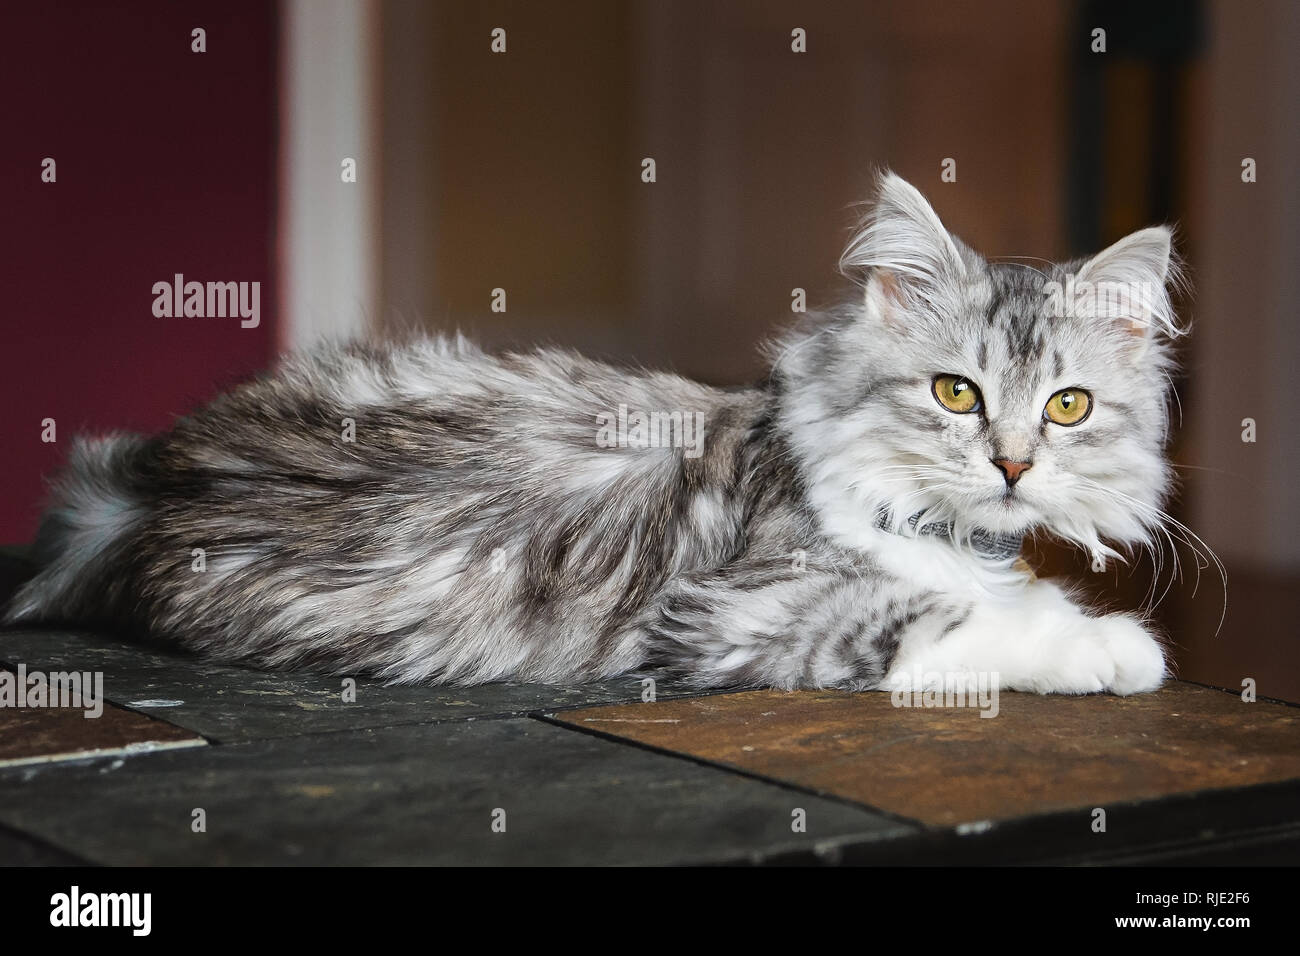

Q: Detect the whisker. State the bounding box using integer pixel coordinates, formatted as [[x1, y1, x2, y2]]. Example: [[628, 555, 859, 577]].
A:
[[1077, 478, 1227, 635]]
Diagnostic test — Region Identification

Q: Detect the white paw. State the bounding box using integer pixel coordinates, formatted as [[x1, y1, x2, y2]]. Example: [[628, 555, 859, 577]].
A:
[[1091, 614, 1167, 695], [1035, 616, 1165, 696], [1038, 630, 1116, 695], [879, 593, 1167, 699]]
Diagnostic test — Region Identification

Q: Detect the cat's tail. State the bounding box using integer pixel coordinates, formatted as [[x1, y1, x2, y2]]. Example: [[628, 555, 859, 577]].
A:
[[4, 433, 152, 625]]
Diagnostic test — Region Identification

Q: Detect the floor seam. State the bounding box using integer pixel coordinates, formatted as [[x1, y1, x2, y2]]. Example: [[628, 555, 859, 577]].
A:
[[531, 711, 930, 833]]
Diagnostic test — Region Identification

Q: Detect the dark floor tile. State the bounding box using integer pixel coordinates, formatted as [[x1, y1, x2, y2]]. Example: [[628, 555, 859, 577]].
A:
[[0, 824, 89, 866], [0, 628, 713, 743], [0, 718, 911, 865]]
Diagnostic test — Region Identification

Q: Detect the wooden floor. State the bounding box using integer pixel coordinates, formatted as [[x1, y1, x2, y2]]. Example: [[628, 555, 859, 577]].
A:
[[2, 619, 1299, 865]]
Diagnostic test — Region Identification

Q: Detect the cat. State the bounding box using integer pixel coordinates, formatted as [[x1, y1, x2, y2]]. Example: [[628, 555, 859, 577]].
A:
[[5, 172, 1184, 696]]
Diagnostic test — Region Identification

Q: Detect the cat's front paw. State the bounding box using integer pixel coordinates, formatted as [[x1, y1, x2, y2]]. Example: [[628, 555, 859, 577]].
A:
[[1091, 614, 1167, 695], [880, 593, 1168, 698], [1045, 615, 1165, 696]]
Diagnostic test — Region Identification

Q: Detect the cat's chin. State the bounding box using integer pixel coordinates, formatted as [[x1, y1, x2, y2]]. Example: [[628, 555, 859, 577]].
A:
[[962, 498, 1040, 536]]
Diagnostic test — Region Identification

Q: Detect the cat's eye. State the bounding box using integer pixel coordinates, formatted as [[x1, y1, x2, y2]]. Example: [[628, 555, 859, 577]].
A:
[[932, 375, 982, 414], [1044, 388, 1092, 426]]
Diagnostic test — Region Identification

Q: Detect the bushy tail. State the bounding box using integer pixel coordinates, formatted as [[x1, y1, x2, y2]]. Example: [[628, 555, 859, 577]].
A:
[[5, 433, 151, 625]]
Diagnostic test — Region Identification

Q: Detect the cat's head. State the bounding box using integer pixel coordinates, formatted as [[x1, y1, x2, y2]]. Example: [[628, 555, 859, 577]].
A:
[[776, 172, 1184, 563]]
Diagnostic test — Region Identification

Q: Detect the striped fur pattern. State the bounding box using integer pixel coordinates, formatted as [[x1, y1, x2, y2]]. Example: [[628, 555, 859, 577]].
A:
[[6, 174, 1183, 694]]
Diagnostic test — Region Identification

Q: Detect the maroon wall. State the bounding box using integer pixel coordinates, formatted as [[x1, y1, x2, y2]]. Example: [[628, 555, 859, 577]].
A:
[[1, 1, 278, 543]]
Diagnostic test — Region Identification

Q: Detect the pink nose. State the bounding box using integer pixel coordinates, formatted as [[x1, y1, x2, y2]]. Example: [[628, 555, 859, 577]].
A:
[[992, 458, 1032, 485]]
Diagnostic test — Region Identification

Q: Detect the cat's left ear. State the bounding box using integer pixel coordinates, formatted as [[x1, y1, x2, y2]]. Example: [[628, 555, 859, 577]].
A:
[[1068, 226, 1182, 341]]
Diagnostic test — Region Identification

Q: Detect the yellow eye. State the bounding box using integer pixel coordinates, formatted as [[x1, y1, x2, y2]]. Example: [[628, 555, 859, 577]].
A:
[[932, 375, 982, 414], [1044, 388, 1092, 425]]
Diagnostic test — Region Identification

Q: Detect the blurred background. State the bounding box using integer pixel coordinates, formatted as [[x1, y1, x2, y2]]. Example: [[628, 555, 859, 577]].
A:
[[3, 0, 1297, 698]]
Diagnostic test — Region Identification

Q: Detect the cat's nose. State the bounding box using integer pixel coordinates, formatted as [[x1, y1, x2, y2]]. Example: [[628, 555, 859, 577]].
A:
[[991, 458, 1033, 486]]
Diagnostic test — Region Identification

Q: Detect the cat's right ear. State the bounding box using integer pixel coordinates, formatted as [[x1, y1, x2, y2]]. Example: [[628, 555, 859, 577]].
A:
[[841, 172, 968, 329]]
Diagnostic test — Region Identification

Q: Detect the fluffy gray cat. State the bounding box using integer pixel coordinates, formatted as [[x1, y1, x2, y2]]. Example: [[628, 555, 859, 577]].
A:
[[7, 173, 1185, 695]]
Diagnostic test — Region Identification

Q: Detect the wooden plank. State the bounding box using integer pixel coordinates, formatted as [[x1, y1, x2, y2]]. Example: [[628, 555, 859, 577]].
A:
[[0, 669, 205, 769], [551, 682, 1300, 828]]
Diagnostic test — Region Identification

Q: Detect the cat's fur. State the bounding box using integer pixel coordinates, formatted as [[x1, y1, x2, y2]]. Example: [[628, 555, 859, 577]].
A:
[[6, 173, 1183, 694]]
